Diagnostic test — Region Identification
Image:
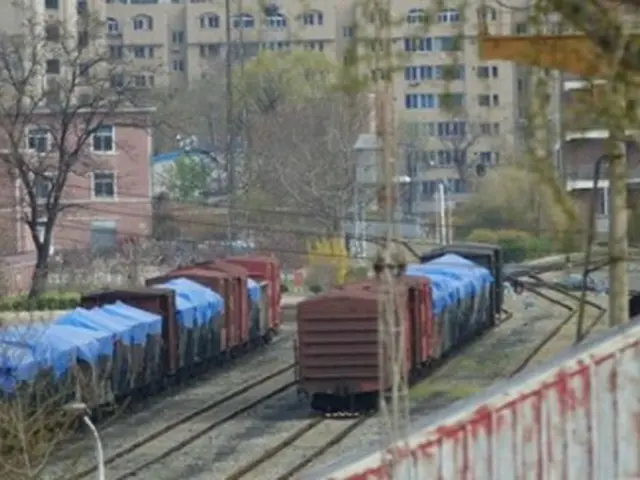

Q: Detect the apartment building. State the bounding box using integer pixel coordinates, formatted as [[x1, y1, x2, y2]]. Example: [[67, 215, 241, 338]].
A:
[[96, 0, 523, 215]]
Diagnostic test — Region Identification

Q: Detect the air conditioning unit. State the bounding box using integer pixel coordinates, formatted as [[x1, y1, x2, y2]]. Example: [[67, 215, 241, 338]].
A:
[[408, 81, 420, 87]]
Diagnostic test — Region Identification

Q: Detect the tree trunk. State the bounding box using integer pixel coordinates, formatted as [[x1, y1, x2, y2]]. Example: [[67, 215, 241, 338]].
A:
[[607, 135, 629, 326], [28, 248, 50, 299]]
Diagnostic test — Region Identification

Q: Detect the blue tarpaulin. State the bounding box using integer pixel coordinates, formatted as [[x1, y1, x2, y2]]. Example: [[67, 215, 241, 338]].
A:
[[0, 344, 39, 392], [0, 323, 107, 377], [100, 301, 162, 337], [427, 254, 494, 292], [247, 278, 261, 304], [56, 307, 141, 345], [406, 265, 459, 314], [406, 254, 494, 314], [158, 278, 224, 328]]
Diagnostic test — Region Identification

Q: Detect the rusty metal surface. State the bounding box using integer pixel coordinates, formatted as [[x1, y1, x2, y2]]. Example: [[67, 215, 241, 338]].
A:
[[300, 318, 640, 480], [297, 290, 383, 394]]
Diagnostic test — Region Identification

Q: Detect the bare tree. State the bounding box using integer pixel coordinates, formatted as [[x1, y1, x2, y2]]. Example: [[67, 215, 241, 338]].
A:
[[0, 3, 154, 297], [249, 93, 367, 234]]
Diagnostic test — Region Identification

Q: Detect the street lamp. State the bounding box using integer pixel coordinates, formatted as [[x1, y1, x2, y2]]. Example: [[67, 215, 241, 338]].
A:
[[64, 402, 105, 480]]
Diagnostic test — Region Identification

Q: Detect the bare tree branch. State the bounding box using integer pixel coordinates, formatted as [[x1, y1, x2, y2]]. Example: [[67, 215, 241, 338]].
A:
[[0, 3, 156, 297]]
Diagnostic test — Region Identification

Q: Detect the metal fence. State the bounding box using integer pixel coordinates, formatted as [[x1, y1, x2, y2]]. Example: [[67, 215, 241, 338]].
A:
[[303, 318, 640, 479]]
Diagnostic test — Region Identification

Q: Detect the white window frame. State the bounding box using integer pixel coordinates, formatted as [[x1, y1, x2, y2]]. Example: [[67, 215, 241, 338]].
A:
[[200, 13, 219, 29], [132, 15, 152, 31], [26, 127, 51, 153], [407, 8, 426, 25], [91, 125, 115, 153], [91, 170, 117, 200], [436, 9, 460, 24], [107, 18, 119, 34], [266, 14, 287, 28]]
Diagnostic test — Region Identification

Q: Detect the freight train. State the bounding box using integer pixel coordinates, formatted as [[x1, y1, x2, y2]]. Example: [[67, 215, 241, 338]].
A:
[[295, 244, 503, 413], [0, 256, 282, 411]]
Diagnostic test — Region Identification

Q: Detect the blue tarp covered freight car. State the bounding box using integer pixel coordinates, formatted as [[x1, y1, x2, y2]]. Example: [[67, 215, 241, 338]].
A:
[[99, 301, 164, 385], [156, 277, 225, 368]]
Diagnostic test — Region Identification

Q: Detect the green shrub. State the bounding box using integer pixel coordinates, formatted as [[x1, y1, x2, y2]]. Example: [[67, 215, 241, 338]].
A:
[[0, 292, 80, 311]]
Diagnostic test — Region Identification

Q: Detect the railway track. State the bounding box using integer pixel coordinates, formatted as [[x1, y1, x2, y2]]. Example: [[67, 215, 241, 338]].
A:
[[225, 415, 369, 480], [75, 262, 609, 480], [71, 364, 297, 480]]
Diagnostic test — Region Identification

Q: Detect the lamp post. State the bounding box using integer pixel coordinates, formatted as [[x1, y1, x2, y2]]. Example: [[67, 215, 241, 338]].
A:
[[64, 402, 105, 480]]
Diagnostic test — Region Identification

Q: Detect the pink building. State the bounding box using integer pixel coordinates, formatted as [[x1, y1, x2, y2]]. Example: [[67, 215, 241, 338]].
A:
[[0, 107, 154, 256]]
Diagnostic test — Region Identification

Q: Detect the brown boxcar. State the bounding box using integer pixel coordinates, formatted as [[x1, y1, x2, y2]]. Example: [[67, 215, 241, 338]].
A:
[[340, 276, 434, 371], [191, 260, 250, 348], [145, 269, 233, 363], [81, 287, 179, 376], [296, 284, 412, 412], [225, 255, 281, 333]]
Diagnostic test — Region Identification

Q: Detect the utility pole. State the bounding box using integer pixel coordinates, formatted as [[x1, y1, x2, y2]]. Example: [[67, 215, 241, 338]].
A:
[[224, 0, 235, 253], [371, 0, 410, 474]]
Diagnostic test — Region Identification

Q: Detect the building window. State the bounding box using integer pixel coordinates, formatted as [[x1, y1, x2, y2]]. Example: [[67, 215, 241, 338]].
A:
[[436, 121, 466, 137], [492, 94, 500, 106], [434, 36, 461, 52], [132, 14, 153, 31], [46, 59, 60, 74], [92, 125, 114, 152], [172, 30, 184, 44], [132, 46, 154, 58], [478, 65, 499, 78], [45, 0, 59, 9], [342, 26, 354, 38], [109, 45, 123, 59], [34, 175, 53, 202], [435, 64, 464, 80], [303, 41, 324, 51], [110, 73, 124, 88], [439, 93, 465, 108], [406, 8, 427, 24], [90, 220, 117, 252], [200, 13, 219, 29], [107, 18, 119, 34], [35, 217, 55, 253], [436, 9, 460, 23], [133, 74, 154, 88], [45, 23, 60, 41], [404, 37, 432, 52], [405, 93, 436, 110], [232, 13, 254, 29], [266, 13, 287, 28], [172, 59, 184, 71], [27, 128, 50, 153], [301, 10, 323, 26], [478, 94, 491, 107], [92, 172, 116, 198], [200, 44, 220, 57]]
